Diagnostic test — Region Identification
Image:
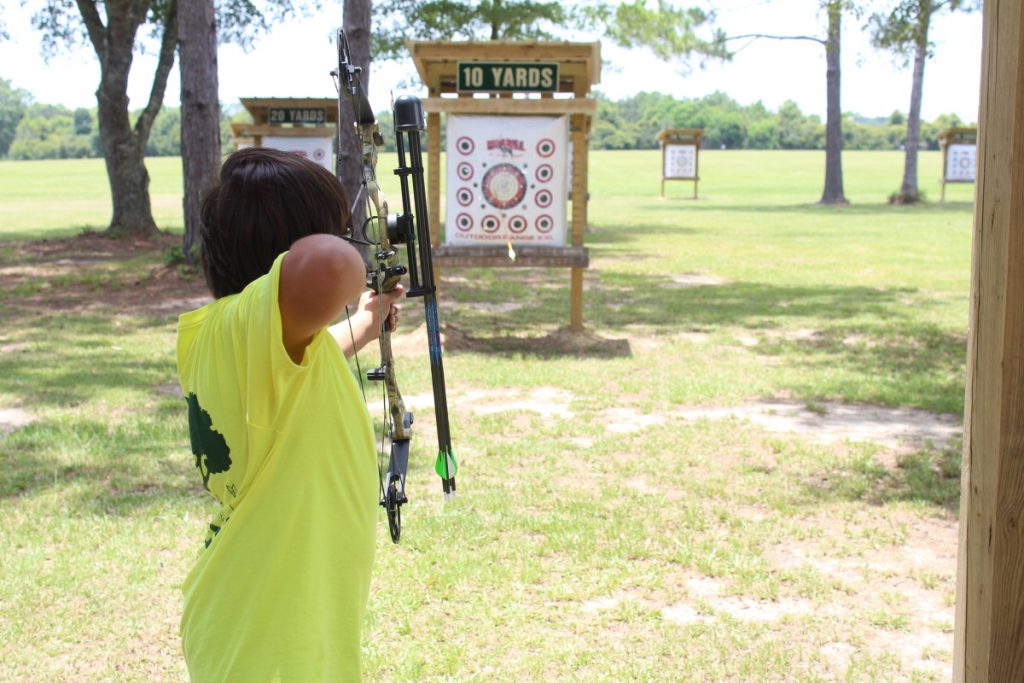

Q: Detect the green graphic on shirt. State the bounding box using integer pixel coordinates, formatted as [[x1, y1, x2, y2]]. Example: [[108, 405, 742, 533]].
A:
[[187, 392, 232, 489]]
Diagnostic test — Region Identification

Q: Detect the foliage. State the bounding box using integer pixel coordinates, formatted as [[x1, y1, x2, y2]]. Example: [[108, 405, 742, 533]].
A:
[[868, 0, 980, 64], [1, 90, 974, 158], [372, 0, 727, 64], [7, 102, 99, 160], [0, 77, 30, 157]]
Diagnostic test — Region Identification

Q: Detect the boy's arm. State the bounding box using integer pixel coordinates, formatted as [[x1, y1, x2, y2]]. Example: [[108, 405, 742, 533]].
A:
[[329, 286, 404, 359], [279, 234, 366, 364]]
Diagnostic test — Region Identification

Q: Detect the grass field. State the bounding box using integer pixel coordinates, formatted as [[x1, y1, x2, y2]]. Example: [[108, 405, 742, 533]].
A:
[[0, 150, 973, 681]]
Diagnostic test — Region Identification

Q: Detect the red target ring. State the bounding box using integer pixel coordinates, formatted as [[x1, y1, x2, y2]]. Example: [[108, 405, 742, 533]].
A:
[[536, 214, 554, 234], [456, 136, 475, 155], [536, 138, 556, 158], [535, 164, 553, 183], [508, 215, 528, 233], [457, 162, 475, 181], [481, 215, 501, 233], [455, 213, 474, 232], [482, 163, 527, 209], [534, 189, 553, 208], [456, 188, 474, 206]]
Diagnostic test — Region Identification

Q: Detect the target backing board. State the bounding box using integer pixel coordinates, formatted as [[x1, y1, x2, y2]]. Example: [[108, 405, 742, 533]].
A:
[[945, 143, 977, 182], [446, 114, 568, 246], [263, 135, 333, 172], [664, 144, 698, 179]]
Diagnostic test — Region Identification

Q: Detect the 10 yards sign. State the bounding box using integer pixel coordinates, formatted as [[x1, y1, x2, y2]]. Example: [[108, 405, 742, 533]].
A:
[[445, 115, 568, 246]]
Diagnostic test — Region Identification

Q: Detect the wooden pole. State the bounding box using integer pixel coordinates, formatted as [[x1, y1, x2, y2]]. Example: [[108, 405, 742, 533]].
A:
[[953, 1, 1024, 679]]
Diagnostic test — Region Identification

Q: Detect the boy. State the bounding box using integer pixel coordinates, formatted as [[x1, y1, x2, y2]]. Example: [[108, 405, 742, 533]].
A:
[[176, 147, 400, 680]]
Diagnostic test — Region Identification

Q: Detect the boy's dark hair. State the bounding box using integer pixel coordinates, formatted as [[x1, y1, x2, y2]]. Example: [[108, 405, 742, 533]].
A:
[[200, 147, 353, 298]]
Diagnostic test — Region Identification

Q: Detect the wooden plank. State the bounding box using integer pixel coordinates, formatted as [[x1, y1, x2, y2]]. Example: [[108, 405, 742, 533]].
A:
[[421, 97, 596, 116], [433, 245, 588, 268], [231, 125, 335, 138], [954, 1, 1024, 679]]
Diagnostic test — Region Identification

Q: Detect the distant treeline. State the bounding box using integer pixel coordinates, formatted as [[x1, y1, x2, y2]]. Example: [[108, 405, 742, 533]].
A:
[[0, 77, 972, 160]]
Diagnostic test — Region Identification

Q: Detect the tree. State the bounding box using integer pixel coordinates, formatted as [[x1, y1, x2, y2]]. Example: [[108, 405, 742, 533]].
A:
[[179, 0, 221, 264], [29, 0, 309, 240], [726, 1, 854, 204], [339, 0, 373, 242], [0, 78, 30, 158], [869, 0, 979, 204], [31, 0, 179, 237]]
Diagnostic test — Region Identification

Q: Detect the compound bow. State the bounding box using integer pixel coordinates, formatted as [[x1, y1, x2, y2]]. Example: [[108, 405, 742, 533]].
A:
[[333, 29, 457, 544]]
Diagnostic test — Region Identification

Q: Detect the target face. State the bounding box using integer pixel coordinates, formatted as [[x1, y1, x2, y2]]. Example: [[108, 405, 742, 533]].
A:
[[482, 163, 527, 209], [445, 115, 568, 246]]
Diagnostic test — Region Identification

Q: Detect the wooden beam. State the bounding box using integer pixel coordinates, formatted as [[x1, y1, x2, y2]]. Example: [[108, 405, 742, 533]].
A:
[[954, 1, 1024, 679], [433, 245, 588, 268], [421, 97, 596, 116]]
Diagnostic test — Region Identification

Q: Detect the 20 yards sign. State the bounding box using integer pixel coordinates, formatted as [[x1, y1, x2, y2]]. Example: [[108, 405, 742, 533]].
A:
[[458, 62, 559, 93]]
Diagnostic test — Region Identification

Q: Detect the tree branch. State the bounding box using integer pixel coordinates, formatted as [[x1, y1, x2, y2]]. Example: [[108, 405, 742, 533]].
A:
[[134, 0, 178, 145], [726, 33, 826, 46], [74, 0, 108, 66]]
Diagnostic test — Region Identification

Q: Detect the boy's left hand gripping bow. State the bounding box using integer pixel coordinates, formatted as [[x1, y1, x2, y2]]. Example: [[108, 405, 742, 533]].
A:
[[333, 29, 457, 543]]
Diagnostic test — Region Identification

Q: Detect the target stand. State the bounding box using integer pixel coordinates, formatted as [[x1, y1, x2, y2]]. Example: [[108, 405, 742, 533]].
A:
[[405, 40, 601, 332]]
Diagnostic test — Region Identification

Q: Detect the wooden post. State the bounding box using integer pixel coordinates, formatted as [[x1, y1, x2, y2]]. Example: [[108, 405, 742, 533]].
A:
[[570, 111, 587, 332], [953, 1, 1024, 679]]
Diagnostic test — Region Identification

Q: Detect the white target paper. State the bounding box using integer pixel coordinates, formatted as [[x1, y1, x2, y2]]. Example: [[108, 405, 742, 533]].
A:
[[262, 136, 333, 172], [664, 144, 697, 179], [446, 115, 568, 246], [945, 143, 976, 182]]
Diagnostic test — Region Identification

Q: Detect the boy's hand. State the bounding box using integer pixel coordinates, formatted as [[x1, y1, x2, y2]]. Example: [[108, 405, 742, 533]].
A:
[[360, 284, 405, 336]]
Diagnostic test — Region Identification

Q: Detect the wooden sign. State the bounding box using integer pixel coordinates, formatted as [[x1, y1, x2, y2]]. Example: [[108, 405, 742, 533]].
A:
[[268, 107, 327, 125], [457, 62, 559, 93]]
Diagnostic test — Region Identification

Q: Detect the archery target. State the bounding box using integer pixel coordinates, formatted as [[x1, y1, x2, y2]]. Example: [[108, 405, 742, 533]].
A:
[[945, 143, 976, 182], [664, 144, 697, 179], [445, 114, 568, 246], [263, 136, 333, 172]]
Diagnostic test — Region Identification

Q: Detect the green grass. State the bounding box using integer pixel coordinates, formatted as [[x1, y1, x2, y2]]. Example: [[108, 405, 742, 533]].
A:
[[0, 151, 970, 681]]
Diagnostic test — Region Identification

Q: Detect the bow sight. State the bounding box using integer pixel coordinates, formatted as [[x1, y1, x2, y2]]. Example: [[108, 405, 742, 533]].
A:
[[333, 29, 457, 543]]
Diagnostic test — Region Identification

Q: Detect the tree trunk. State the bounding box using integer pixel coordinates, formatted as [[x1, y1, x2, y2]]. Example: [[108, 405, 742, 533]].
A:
[[340, 0, 372, 238], [179, 0, 221, 265], [897, 7, 930, 204], [77, 0, 178, 238], [819, 1, 848, 205]]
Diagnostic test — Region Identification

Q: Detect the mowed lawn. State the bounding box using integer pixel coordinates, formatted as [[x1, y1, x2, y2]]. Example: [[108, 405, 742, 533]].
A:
[[0, 150, 973, 681]]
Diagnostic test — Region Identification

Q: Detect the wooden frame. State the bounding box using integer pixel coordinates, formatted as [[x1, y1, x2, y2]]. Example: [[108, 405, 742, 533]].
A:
[[657, 128, 703, 199], [405, 39, 601, 332], [229, 97, 337, 148]]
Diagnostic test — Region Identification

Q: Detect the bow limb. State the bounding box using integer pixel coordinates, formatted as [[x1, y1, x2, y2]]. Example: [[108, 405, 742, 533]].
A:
[[336, 28, 411, 543]]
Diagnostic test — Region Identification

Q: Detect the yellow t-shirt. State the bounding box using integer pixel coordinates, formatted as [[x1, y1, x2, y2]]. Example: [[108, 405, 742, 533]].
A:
[[176, 252, 377, 682]]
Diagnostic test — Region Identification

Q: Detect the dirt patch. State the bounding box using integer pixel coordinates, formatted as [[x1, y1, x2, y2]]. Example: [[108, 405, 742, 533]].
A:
[[443, 324, 631, 358], [668, 273, 728, 288], [0, 407, 33, 434], [676, 400, 961, 451], [1, 232, 210, 318]]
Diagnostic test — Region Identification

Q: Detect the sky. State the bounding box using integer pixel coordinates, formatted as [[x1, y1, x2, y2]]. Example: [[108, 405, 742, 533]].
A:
[[0, 0, 983, 123]]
